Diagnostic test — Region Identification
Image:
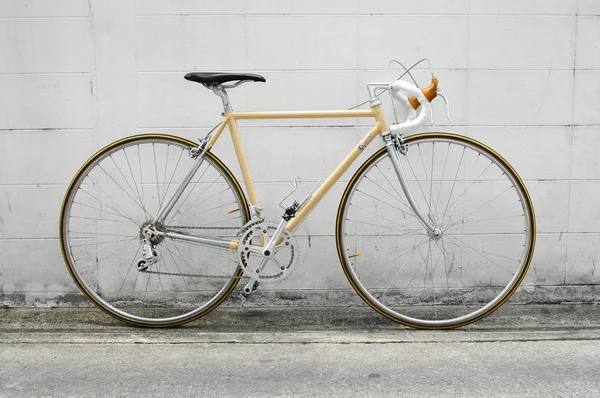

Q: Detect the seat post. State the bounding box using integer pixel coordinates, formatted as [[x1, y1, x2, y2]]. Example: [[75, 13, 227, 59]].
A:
[[209, 85, 232, 113]]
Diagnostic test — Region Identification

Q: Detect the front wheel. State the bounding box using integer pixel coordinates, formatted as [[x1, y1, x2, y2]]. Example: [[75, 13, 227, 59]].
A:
[[336, 133, 536, 329]]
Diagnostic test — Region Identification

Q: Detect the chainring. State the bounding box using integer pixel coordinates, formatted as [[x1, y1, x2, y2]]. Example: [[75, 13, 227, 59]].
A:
[[236, 221, 298, 283]]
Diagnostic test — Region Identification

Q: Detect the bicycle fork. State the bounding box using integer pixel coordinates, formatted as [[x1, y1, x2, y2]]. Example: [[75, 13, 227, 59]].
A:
[[382, 133, 439, 236]]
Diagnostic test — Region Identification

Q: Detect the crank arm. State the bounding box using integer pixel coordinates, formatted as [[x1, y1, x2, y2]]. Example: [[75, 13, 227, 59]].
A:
[[261, 218, 287, 257]]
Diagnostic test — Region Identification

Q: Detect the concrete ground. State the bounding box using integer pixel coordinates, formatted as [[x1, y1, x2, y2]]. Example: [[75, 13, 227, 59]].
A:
[[1, 304, 599, 397]]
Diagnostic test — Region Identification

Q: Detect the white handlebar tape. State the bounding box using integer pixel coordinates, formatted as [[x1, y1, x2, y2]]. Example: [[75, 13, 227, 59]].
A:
[[392, 91, 417, 121], [391, 79, 424, 99], [389, 80, 431, 134]]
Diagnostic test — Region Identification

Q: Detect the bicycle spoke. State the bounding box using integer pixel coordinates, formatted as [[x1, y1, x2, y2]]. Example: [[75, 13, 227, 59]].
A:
[[69, 215, 133, 225], [443, 233, 518, 276], [371, 237, 428, 291], [153, 143, 162, 208], [443, 181, 512, 229], [442, 233, 504, 288], [357, 237, 429, 282], [109, 154, 152, 220], [429, 143, 436, 220], [97, 163, 149, 218], [61, 137, 248, 325], [96, 246, 139, 287], [349, 237, 429, 266], [363, 175, 417, 219], [380, 242, 430, 301], [340, 135, 533, 327], [77, 237, 138, 268], [417, 143, 439, 219], [435, 238, 471, 308], [404, 144, 433, 215], [181, 187, 235, 218], [112, 248, 142, 300], [432, 142, 450, 219], [123, 148, 149, 219], [436, 237, 497, 300], [160, 144, 171, 204], [70, 236, 133, 249], [441, 160, 495, 224], [354, 188, 419, 220], [161, 148, 185, 211], [443, 199, 522, 231], [96, 247, 140, 294], [345, 218, 424, 234], [76, 187, 138, 226], [69, 230, 136, 238], [375, 164, 413, 211], [137, 145, 148, 215], [164, 163, 212, 224], [440, 146, 466, 222], [162, 241, 193, 289], [168, 240, 234, 278]]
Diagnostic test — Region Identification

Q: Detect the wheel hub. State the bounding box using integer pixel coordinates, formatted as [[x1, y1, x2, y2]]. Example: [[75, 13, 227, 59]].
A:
[[428, 227, 443, 241], [140, 222, 165, 245]]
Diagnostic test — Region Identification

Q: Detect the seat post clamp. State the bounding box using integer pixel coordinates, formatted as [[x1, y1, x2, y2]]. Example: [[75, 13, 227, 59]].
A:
[[208, 85, 233, 113]]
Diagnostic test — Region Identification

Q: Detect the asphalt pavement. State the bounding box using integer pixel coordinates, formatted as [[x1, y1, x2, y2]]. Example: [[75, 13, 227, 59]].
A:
[[1, 304, 599, 397]]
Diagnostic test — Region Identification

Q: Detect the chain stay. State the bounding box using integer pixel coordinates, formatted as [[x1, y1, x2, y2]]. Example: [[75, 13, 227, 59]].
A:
[[141, 221, 253, 279]]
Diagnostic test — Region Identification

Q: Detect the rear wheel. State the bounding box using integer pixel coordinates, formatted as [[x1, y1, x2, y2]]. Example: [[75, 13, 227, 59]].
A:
[[59, 134, 249, 327], [336, 133, 535, 329]]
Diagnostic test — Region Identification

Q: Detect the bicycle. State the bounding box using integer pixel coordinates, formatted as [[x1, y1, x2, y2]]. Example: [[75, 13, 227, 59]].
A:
[[59, 62, 536, 329]]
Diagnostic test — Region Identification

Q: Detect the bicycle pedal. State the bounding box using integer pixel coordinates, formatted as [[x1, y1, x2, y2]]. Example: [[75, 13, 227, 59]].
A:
[[242, 279, 260, 296]]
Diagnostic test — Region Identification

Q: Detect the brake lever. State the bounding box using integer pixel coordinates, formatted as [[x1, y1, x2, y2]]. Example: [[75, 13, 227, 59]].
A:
[[437, 86, 452, 123], [430, 106, 435, 126]]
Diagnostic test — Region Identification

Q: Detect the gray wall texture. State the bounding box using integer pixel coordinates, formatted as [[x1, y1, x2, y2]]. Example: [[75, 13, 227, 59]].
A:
[[1, 0, 599, 306]]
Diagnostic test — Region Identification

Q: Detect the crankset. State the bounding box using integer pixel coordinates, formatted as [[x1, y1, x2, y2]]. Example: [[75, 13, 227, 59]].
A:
[[236, 221, 298, 289]]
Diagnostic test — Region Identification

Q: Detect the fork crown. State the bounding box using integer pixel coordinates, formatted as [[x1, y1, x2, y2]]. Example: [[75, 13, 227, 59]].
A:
[[382, 131, 408, 155]]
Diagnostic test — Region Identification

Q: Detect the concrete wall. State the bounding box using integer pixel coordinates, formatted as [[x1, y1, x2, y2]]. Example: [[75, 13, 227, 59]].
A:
[[1, 0, 599, 306]]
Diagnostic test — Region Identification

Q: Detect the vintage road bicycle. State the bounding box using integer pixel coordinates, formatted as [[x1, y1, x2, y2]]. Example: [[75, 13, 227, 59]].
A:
[[59, 62, 536, 329]]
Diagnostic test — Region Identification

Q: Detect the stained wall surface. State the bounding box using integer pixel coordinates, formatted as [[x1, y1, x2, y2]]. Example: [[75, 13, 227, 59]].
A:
[[1, 0, 599, 305]]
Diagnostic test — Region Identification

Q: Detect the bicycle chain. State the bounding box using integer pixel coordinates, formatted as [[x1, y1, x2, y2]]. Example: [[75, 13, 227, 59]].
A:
[[140, 269, 241, 279], [140, 224, 247, 279], [148, 219, 299, 282], [168, 225, 239, 231]]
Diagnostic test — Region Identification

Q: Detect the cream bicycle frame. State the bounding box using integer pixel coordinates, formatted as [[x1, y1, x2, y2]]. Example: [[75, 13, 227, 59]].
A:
[[154, 105, 390, 251]]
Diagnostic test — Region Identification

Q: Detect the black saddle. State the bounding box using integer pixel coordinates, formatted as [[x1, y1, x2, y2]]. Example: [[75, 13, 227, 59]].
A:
[[184, 72, 266, 86]]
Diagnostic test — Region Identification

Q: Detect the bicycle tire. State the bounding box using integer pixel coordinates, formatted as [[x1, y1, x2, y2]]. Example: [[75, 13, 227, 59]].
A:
[[59, 134, 250, 327], [336, 133, 536, 329]]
